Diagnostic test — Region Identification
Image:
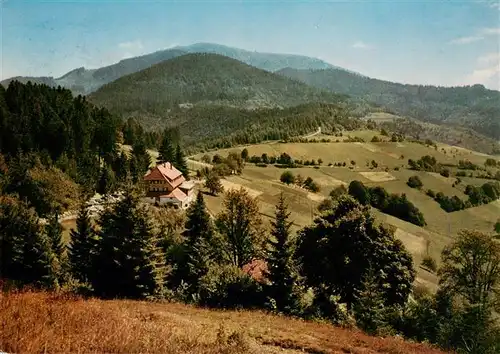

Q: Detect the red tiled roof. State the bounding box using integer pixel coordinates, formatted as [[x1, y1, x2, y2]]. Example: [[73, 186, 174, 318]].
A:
[[144, 162, 186, 189], [146, 188, 187, 202]]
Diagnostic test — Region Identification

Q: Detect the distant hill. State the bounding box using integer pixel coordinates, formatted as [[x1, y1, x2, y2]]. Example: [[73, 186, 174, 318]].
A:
[[277, 68, 500, 141], [1, 43, 338, 96], [88, 53, 346, 114]]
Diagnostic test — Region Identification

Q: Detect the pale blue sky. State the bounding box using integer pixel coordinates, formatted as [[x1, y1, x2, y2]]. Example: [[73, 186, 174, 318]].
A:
[[1, 0, 499, 89]]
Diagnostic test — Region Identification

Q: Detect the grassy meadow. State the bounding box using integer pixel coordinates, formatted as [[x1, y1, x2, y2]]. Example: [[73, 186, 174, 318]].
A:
[[0, 290, 446, 354], [191, 130, 500, 289]]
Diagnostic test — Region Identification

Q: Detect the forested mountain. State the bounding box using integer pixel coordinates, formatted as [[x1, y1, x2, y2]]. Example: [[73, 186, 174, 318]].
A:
[[277, 68, 500, 140], [88, 53, 346, 113], [1, 43, 337, 96]]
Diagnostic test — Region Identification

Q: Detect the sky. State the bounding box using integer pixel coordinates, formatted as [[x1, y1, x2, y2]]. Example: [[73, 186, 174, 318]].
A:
[[1, 0, 500, 90]]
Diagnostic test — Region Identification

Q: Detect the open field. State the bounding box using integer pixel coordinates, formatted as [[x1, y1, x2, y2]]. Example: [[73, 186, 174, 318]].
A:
[[0, 290, 446, 354], [193, 137, 500, 290]]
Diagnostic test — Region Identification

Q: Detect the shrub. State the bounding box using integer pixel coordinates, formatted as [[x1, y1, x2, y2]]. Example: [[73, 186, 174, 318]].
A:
[[426, 189, 436, 198], [280, 171, 295, 185], [421, 256, 437, 273], [371, 136, 381, 143], [255, 163, 267, 168], [197, 264, 264, 309], [440, 169, 450, 178], [407, 176, 423, 189], [348, 181, 371, 205]]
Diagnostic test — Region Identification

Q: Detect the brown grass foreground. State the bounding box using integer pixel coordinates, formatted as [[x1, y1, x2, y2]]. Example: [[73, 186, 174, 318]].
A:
[[0, 290, 448, 354]]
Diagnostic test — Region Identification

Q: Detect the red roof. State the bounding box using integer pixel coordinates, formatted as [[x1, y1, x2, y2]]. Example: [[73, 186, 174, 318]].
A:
[[144, 162, 185, 189], [146, 188, 187, 202]]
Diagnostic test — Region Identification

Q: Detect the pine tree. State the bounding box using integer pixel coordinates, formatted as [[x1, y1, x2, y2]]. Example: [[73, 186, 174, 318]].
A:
[[68, 202, 97, 283], [158, 131, 174, 163], [93, 190, 165, 299], [175, 144, 189, 177], [132, 137, 151, 178], [178, 191, 216, 291], [0, 196, 56, 287], [265, 193, 300, 314], [97, 164, 116, 195], [113, 151, 129, 183], [46, 212, 63, 259]]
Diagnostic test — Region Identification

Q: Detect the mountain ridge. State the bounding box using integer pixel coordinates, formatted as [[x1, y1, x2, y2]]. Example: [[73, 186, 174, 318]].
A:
[[0, 43, 339, 96]]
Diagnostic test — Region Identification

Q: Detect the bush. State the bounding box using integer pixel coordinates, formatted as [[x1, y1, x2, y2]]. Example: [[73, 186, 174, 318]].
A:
[[371, 136, 381, 143], [426, 189, 436, 198], [280, 171, 295, 185], [255, 163, 268, 168], [197, 264, 264, 309], [421, 256, 437, 273], [407, 176, 423, 189], [440, 169, 450, 178]]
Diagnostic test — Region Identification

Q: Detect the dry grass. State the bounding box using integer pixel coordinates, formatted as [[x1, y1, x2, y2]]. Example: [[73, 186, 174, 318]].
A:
[[0, 291, 447, 354], [359, 171, 396, 182]]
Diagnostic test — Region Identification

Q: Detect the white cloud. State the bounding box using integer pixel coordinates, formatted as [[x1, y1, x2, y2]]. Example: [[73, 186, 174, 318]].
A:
[[463, 52, 500, 90], [449, 26, 500, 45], [118, 40, 144, 51], [352, 41, 372, 50], [449, 36, 484, 45], [478, 52, 500, 64], [480, 27, 500, 35]]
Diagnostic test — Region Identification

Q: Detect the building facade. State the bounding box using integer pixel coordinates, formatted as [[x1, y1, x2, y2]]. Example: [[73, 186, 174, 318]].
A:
[[143, 162, 194, 208]]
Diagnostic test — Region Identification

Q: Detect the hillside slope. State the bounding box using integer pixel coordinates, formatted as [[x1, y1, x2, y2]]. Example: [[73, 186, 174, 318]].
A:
[[88, 53, 346, 114], [1, 43, 337, 96], [277, 68, 500, 141], [1, 291, 445, 354]]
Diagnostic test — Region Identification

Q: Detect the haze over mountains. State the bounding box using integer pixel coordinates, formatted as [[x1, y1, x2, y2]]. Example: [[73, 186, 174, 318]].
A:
[[2, 42, 499, 143], [1, 43, 339, 96]]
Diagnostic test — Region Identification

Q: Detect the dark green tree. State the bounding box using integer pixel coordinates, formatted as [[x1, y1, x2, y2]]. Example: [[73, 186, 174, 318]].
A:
[[205, 172, 223, 195], [280, 171, 295, 185], [175, 144, 189, 177], [93, 191, 165, 299], [68, 202, 97, 283], [264, 193, 300, 314], [0, 195, 56, 287], [97, 164, 116, 195], [131, 137, 151, 180], [241, 148, 249, 161], [295, 195, 415, 309], [177, 191, 216, 292], [216, 188, 262, 267], [348, 180, 371, 205], [45, 212, 63, 259], [158, 130, 175, 163]]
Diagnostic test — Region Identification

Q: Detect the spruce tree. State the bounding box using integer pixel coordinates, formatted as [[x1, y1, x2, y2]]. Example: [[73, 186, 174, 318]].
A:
[[97, 164, 116, 195], [68, 202, 97, 283], [175, 144, 189, 177], [265, 193, 300, 314], [158, 132, 174, 163], [93, 190, 165, 299], [178, 191, 216, 291], [132, 137, 151, 177], [46, 212, 63, 259], [0, 196, 56, 287]]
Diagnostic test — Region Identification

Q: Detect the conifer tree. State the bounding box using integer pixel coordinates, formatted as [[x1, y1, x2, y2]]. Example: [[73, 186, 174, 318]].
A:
[[265, 193, 300, 314], [158, 132, 175, 163], [93, 190, 165, 299], [175, 144, 189, 177], [178, 191, 216, 290], [97, 164, 116, 195], [113, 151, 129, 183], [68, 202, 97, 283], [0, 195, 56, 287], [132, 137, 151, 178], [46, 212, 63, 259]]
